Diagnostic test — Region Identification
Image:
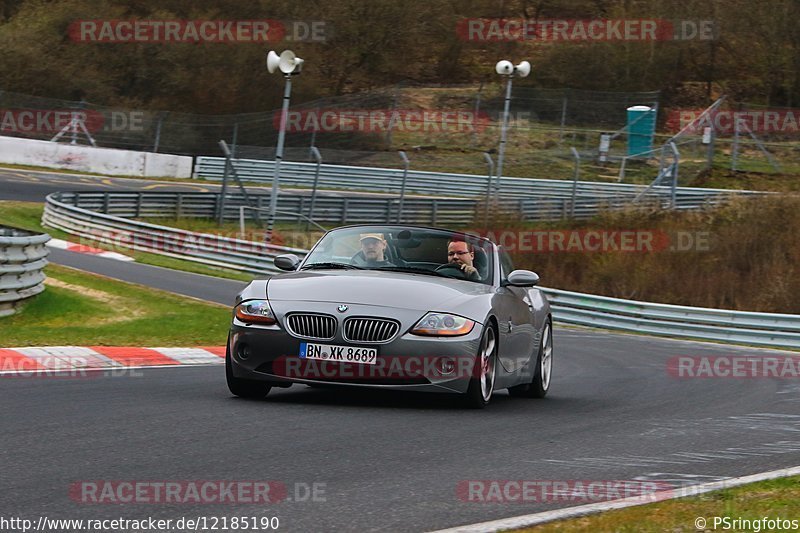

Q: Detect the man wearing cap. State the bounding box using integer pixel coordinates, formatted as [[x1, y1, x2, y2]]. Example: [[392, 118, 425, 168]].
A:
[[353, 233, 394, 267]]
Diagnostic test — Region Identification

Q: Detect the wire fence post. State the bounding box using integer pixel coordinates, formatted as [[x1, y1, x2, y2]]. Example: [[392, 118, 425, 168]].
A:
[[472, 81, 483, 147], [307, 146, 322, 231], [732, 115, 740, 171], [309, 106, 319, 152], [230, 122, 239, 158], [569, 147, 580, 218], [483, 152, 494, 229], [669, 142, 679, 209], [559, 93, 568, 142], [705, 120, 715, 171], [152, 113, 163, 153], [217, 140, 232, 226], [396, 150, 409, 223], [386, 83, 401, 149]]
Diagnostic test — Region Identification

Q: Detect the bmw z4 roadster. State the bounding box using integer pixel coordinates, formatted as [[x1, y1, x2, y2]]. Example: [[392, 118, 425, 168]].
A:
[[226, 225, 553, 408]]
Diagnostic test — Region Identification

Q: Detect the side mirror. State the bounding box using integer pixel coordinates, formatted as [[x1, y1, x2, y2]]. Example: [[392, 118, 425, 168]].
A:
[[506, 270, 540, 287], [274, 254, 301, 271]]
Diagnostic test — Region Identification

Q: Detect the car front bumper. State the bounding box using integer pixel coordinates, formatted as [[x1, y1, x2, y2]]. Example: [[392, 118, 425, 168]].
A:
[[228, 318, 483, 394]]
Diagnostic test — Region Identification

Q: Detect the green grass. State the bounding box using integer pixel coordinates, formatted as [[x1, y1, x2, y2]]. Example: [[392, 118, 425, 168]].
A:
[[0, 201, 256, 282], [518, 475, 800, 532], [0, 264, 231, 346]]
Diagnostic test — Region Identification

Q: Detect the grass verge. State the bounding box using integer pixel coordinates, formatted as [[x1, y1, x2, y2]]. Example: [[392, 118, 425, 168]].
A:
[[518, 475, 800, 532], [0, 264, 231, 347]]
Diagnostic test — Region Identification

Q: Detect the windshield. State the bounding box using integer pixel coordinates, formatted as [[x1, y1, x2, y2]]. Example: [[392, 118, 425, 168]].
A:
[[302, 226, 494, 284]]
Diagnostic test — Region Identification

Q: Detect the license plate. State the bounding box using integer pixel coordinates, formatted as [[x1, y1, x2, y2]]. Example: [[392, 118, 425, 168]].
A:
[[299, 343, 378, 365]]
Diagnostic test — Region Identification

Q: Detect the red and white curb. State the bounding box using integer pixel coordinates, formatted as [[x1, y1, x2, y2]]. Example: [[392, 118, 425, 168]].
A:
[[0, 346, 225, 374], [428, 465, 800, 533], [48, 239, 134, 262]]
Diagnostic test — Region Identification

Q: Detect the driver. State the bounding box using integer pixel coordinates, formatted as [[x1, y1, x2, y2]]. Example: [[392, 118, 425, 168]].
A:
[[353, 233, 394, 267], [447, 239, 481, 280]]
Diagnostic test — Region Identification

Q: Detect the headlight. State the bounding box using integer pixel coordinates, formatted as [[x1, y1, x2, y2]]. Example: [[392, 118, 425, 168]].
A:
[[410, 312, 475, 337], [235, 299, 277, 325]]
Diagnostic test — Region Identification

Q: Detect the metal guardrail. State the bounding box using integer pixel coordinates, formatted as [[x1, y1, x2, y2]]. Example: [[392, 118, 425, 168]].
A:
[[0, 226, 50, 317], [541, 287, 800, 349], [44, 190, 660, 227], [194, 157, 760, 213], [47, 191, 479, 226], [43, 191, 800, 349], [43, 193, 307, 274]]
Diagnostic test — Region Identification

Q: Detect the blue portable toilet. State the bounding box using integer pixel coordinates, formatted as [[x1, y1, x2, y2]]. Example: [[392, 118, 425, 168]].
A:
[[626, 105, 656, 157]]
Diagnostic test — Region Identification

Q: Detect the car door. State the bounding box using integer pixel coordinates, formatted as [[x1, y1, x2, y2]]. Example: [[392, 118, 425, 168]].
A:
[[493, 247, 538, 373]]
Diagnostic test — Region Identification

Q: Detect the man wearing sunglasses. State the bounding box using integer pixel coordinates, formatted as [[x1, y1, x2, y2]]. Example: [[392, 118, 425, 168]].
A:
[[446, 239, 480, 280]]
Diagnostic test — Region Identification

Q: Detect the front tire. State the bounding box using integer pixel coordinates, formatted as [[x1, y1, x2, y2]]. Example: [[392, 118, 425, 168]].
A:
[[508, 318, 552, 399], [226, 340, 271, 399], [463, 325, 497, 409]]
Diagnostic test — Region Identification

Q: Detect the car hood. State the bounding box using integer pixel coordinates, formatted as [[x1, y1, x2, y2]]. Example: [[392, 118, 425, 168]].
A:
[[266, 270, 494, 312]]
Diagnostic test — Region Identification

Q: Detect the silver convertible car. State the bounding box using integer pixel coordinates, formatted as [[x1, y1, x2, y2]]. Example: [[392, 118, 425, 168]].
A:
[[226, 225, 553, 408]]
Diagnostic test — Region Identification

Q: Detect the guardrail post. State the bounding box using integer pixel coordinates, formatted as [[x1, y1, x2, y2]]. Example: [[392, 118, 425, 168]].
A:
[[135, 193, 143, 218], [341, 198, 349, 224], [176, 193, 184, 219], [102, 193, 110, 214], [431, 199, 438, 226]]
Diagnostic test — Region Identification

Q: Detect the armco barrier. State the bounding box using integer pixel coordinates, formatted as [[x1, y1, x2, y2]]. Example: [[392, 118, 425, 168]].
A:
[[0, 226, 50, 317], [47, 191, 479, 226], [43, 191, 800, 349], [541, 287, 800, 349], [45, 190, 650, 226], [194, 157, 759, 212], [43, 193, 307, 274]]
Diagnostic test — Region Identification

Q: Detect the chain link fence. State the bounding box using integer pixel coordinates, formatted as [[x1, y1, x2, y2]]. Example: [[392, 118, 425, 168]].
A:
[[5, 83, 799, 187]]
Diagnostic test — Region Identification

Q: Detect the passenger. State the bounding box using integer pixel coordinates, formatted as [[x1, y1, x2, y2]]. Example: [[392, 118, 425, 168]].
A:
[[353, 233, 394, 267]]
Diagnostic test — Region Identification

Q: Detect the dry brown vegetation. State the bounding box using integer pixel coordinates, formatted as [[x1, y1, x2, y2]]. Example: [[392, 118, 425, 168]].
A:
[[498, 195, 800, 312]]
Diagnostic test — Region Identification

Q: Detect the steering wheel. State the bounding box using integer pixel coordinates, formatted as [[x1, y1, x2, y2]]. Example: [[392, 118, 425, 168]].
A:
[[434, 263, 468, 279]]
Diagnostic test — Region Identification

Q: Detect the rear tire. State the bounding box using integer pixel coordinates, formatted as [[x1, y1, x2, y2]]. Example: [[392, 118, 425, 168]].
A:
[[226, 340, 271, 399], [462, 325, 497, 409], [508, 318, 552, 399]]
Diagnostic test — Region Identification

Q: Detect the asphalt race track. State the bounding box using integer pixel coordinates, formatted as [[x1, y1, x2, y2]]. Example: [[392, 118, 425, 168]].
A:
[[2, 169, 799, 532]]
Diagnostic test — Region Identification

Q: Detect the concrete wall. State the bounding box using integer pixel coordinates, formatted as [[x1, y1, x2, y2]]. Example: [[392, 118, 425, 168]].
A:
[[0, 135, 193, 178]]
